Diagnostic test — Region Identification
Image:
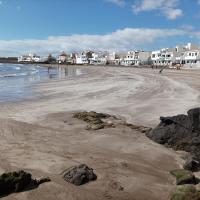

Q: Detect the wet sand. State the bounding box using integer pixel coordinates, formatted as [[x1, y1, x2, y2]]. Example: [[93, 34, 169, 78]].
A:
[[0, 66, 200, 199]]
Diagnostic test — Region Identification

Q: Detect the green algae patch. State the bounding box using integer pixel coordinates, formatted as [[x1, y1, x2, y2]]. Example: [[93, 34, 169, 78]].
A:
[[170, 169, 196, 185], [171, 185, 200, 200], [73, 111, 114, 130]]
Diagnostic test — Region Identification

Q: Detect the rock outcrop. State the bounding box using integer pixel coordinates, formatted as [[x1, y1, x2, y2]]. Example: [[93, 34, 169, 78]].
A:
[[146, 108, 200, 170]]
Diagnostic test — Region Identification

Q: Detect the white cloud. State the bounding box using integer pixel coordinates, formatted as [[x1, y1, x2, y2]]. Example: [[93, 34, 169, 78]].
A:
[[132, 0, 183, 20], [0, 28, 187, 56], [105, 0, 125, 7], [163, 8, 183, 20]]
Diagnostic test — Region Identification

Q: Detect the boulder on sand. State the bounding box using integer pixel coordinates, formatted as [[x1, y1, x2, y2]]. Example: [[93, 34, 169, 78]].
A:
[[63, 164, 97, 186], [0, 171, 32, 196], [0, 171, 51, 197], [146, 108, 200, 169]]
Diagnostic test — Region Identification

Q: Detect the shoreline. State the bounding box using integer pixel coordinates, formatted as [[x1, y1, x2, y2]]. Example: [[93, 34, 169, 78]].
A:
[[0, 65, 199, 126]]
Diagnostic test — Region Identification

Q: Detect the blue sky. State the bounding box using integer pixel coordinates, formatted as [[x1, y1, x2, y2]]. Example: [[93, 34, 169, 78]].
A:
[[0, 0, 200, 56]]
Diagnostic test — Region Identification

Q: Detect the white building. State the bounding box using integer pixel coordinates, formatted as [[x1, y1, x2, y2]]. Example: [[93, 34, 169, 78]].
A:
[[89, 52, 107, 65], [18, 53, 41, 62], [122, 51, 151, 66], [174, 43, 200, 67], [180, 50, 200, 67], [76, 53, 89, 64], [104, 52, 123, 65]]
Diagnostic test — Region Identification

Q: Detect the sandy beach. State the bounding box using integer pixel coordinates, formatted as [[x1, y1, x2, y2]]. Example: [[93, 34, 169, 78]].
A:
[[0, 66, 200, 200]]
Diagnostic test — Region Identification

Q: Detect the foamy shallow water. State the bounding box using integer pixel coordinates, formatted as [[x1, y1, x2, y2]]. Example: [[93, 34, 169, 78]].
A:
[[0, 64, 84, 102]]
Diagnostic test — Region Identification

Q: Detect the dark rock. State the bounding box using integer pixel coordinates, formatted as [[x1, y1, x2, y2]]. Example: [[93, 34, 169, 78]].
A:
[[146, 108, 200, 165], [170, 169, 197, 185], [183, 156, 200, 172], [63, 164, 97, 186], [0, 171, 32, 196], [188, 108, 200, 131], [0, 171, 51, 197]]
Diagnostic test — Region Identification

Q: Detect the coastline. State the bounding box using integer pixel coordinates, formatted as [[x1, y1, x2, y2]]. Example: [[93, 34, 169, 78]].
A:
[[0, 66, 199, 199]]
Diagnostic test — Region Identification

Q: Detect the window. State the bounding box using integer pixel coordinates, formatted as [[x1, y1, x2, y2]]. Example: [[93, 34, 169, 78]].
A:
[[152, 54, 155, 58], [195, 53, 198, 56]]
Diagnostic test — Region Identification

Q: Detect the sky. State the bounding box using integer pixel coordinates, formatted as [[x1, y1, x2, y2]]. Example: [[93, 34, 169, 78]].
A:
[[0, 0, 200, 56]]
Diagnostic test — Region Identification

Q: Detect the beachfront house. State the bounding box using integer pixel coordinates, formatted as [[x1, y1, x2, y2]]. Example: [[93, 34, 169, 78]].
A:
[[18, 53, 41, 63], [151, 50, 162, 66], [76, 53, 89, 65], [180, 50, 200, 67], [57, 52, 69, 64], [89, 52, 107, 65], [151, 43, 200, 68], [151, 49, 176, 67], [106, 52, 118, 65], [122, 51, 151, 66], [70, 53, 77, 64]]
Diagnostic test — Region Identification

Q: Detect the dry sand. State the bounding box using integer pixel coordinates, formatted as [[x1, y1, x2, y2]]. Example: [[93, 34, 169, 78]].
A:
[[0, 66, 200, 200]]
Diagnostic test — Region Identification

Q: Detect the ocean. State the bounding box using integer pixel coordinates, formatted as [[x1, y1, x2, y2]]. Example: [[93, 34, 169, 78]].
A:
[[0, 64, 83, 102]]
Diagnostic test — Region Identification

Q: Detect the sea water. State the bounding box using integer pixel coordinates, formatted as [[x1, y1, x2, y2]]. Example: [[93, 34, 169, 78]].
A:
[[0, 64, 83, 102]]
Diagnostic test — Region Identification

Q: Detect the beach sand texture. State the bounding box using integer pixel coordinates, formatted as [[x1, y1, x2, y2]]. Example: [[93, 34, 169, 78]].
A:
[[0, 66, 200, 200]]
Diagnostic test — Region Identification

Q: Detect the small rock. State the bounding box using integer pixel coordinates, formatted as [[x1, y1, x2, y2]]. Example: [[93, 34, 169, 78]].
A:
[[87, 124, 105, 130], [36, 177, 51, 185], [63, 164, 97, 186], [170, 169, 197, 185], [183, 156, 200, 172]]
